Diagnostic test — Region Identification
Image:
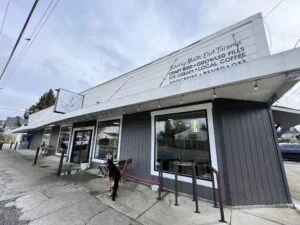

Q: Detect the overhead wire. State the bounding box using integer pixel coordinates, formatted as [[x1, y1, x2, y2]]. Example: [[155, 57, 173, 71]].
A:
[[0, 0, 11, 46], [0, 0, 40, 80], [10, 0, 60, 75], [264, 0, 284, 19], [0, 0, 60, 94], [294, 38, 300, 48]]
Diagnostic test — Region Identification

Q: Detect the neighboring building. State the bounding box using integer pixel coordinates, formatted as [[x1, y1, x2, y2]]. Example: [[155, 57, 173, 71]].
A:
[[0, 120, 5, 132], [14, 13, 299, 206], [3, 116, 28, 134]]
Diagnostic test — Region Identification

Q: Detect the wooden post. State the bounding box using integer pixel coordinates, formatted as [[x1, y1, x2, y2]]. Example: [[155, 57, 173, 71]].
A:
[[174, 162, 179, 206], [192, 162, 200, 213], [33, 147, 40, 165], [57, 149, 65, 176]]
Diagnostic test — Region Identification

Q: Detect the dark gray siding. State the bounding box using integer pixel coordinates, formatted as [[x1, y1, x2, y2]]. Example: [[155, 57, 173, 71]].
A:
[[28, 130, 43, 150], [120, 111, 214, 201], [49, 126, 60, 148], [120, 112, 152, 180], [213, 99, 291, 206]]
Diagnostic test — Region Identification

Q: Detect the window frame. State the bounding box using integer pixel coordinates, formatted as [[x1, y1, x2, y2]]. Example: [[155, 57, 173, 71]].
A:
[[55, 125, 73, 156], [41, 127, 52, 147], [151, 103, 218, 188], [92, 116, 123, 163]]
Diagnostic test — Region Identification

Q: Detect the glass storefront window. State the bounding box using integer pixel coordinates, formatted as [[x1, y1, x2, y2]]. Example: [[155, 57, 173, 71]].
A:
[[94, 119, 121, 160], [41, 128, 51, 147], [56, 126, 72, 154], [155, 110, 212, 180]]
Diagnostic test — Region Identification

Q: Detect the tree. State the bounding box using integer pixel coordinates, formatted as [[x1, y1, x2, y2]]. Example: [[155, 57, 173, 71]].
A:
[[24, 89, 56, 119]]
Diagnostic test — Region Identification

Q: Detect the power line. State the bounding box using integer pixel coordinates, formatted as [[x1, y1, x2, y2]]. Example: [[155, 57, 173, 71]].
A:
[[8, 0, 60, 77], [263, 21, 272, 53], [0, 0, 40, 80], [13, 0, 56, 67], [0, 0, 11, 46], [264, 0, 284, 19], [294, 38, 300, 48], [0, 106, 25, 112]]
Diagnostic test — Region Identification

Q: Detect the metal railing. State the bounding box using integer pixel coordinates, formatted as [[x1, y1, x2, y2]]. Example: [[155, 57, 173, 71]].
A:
[[210, 166, 226, 223]]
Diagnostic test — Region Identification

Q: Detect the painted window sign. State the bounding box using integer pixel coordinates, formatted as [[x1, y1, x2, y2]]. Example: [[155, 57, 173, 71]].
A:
[[167, 41, 246, 85], [155, 110, 211, 180], [159, 16, 269, 86]]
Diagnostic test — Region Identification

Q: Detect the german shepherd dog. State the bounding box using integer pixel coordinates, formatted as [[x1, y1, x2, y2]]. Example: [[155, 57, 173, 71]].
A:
[[105, 158, 121, 201]]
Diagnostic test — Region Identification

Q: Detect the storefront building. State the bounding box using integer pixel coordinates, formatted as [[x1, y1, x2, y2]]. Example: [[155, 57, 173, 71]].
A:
[[14, 13, 300, 206]]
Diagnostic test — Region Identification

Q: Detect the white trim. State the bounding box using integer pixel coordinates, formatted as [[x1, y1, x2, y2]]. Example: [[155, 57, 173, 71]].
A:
[[55, 125, 72, 156], [92, 116, 123, 163], [68, 126, 95, 168], [150, 103, 218, 188], [272, 106, 300, 115]]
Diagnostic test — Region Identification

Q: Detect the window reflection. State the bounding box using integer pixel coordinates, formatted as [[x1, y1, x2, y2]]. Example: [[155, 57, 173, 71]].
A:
[[155, 110, 211, 180], [41, 128, 51, 147], [94, 119, 120, 160], [56, 126, 72, 154]]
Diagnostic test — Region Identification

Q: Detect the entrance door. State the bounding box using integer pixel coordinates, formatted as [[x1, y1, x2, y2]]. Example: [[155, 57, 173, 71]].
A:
[[70, 130, 93, 163]]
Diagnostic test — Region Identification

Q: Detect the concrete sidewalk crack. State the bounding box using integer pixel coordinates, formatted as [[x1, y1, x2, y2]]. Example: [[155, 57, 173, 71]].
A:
[[239, 210, 286, 225], [28, 195, 92, 222], [135, 192, 170, 221], [84, 207, 109, 225]]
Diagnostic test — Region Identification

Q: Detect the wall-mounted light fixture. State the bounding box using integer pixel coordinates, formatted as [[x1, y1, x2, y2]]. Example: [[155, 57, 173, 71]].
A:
[[254, 81, 258, 91]]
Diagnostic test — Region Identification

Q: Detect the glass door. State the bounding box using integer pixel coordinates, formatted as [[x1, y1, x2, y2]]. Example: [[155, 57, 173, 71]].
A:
[[70, 130, 92, 163]]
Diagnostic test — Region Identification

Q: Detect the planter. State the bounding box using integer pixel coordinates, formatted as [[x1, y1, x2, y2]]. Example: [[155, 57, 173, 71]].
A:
[[80, 162, 89, 170]]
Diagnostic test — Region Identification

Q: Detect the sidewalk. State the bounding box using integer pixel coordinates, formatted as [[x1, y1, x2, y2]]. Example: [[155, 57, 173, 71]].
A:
[[1, 149, 300, 225]]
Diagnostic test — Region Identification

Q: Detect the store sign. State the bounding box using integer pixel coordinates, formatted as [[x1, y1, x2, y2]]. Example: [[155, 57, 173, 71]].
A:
[[161, 14, 269, 86], [54, 88, 84, 114]]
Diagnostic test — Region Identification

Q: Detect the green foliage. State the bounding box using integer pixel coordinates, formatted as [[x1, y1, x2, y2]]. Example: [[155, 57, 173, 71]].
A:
[[24, 89, 56, 119]]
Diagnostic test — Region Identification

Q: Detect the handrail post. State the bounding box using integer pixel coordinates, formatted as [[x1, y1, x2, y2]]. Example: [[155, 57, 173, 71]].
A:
[[216, 171, 225, 222], [57, 149, 65, 176], [211, 167, 217, 208], [157, 160, 163, 200], [192, 162, 200, 213], [174, 162, 179, 206], [33, 147, 40, 165], [211, 166, 226, 223]]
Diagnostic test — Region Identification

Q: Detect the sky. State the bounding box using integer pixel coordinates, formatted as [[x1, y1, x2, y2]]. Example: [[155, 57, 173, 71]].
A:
[[0, 0, 300, 120]]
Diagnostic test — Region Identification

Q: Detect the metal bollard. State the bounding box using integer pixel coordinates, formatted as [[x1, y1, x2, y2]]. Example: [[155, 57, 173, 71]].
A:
[[157, 160, 163, 200], [10, 142, 13, 149], [174, 162, 179, 206], [192, 162, 200, 213], [33, 147, 40, 165], [57, 149, 65, 176], [14, 141, 18, 150], [211, 169, 218, 208], [216, 171, 225, 222]]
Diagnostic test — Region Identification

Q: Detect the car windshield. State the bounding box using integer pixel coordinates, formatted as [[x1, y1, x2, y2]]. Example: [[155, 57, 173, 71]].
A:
[[279, 144, 300, 151]]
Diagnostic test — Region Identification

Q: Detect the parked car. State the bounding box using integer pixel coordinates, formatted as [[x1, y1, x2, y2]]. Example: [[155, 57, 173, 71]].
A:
[[279, 143, 300, 161]]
